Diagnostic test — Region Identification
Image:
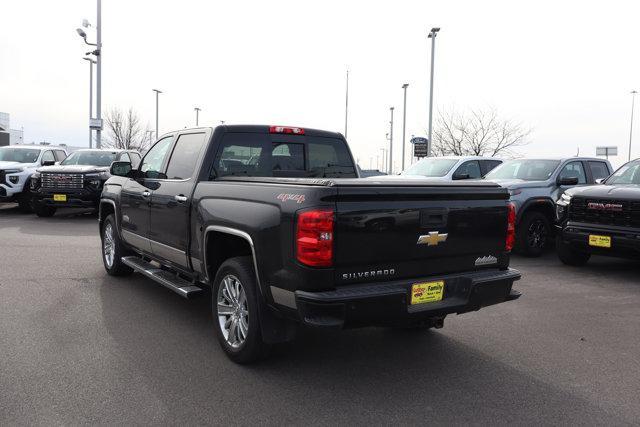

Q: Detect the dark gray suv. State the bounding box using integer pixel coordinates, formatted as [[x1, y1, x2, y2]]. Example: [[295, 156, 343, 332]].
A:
[[485, 157, 612, 256]]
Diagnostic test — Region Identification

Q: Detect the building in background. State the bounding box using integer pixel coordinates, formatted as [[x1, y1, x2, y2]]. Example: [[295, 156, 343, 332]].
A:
[[0, 112, 24, 146]]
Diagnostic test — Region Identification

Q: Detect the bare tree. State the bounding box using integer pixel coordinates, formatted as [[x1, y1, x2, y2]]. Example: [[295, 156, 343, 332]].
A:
[[104, 107, 152, 152], [431, 107, 531, 157]]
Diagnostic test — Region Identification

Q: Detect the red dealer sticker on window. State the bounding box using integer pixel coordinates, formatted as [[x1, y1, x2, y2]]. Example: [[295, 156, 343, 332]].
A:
[[277, 193, 306, 204]]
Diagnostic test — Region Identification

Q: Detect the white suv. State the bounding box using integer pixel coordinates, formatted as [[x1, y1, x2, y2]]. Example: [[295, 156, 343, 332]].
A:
[[0, 145, 68, 211]]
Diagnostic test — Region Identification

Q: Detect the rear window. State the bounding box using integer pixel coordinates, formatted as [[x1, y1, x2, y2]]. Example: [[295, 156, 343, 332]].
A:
[[212, 133, 356, 179]]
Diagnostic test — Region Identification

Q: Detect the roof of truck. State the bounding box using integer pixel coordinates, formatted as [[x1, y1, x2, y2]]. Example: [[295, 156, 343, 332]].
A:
[[161, 125, 344, 139]]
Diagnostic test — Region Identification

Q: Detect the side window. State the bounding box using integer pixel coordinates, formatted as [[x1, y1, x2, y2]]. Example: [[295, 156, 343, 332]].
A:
[[588, 161, 610, 181], [454, 161, 481, 179], [480, 160, 502, 176], [213, 133, 270, 178], [140, 137, 174, 178], [559, 161, 586, 184], [129, 152, 141, 168], [41, 151, 55, 164], [54, 150, 67, 162], [272, 143, 305, 173], [165, 133, 207, 180]]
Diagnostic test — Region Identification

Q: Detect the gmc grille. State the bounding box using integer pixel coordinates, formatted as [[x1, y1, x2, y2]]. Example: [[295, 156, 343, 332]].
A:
[[41, 173, 84, 190], [569, 197, 640, 228]]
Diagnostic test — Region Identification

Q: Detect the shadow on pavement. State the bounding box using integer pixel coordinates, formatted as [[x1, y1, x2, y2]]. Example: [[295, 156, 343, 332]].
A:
[[98, 273, 626, 425]]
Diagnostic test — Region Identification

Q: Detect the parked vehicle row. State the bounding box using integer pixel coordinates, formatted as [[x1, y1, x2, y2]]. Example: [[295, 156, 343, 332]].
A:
[[4, 130, 638, 365]]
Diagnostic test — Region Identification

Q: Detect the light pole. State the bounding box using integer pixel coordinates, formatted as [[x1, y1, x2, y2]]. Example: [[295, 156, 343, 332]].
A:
[[344, 69, 349, 139], [427, 27, 440, 157], [388, 107, 394, 174], [82, 57, 96, 148], [194, 107, 201, 126], [152, 89, 162, 138], [629, 90, 638, 161], [401, 83, 409, 171], [380, 148, 387, 172], [76, 1, 102, 148]]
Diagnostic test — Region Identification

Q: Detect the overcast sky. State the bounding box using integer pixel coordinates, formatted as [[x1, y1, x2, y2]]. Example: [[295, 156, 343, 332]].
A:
[[1, 0, 639, 169]]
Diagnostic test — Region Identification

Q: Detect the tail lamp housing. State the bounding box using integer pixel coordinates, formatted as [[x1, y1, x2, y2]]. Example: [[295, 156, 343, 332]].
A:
[[296, 208, 334, 267], [506, 202, 516, 251]]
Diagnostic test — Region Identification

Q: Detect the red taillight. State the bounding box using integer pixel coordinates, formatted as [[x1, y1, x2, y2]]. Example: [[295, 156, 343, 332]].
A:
[[506, 202, 516, 251], [296, 208, 334, 267], [269, 125, 305, 135]]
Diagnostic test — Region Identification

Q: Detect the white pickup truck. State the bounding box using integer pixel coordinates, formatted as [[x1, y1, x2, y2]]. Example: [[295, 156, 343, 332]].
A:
[[0, 145, 67, 211]]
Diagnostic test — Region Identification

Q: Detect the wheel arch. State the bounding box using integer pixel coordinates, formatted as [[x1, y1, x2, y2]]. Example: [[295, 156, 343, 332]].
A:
[[203, 226, 262, 294], [517, 198, 556, 225]]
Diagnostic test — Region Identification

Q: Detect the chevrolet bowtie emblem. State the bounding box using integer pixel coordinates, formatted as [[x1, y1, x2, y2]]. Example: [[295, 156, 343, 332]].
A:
[[417, 231, 448, 246]]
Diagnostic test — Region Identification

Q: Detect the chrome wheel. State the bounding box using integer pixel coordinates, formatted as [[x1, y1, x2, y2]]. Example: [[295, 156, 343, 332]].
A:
[[527, 219, 548, 249], [103, 222, 115, 268], [217, 274, 249, 348]]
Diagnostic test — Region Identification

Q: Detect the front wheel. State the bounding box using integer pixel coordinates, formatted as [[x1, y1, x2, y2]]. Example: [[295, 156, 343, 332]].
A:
[[101, 214, 133, 276], [516, 211, 550, 257], [212, 256, 270, 364], [556, 235, 591, 266]]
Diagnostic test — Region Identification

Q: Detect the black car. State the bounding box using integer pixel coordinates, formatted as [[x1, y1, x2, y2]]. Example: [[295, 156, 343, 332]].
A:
[[30, 149, 141, 217], [98, 125, 521, 363], [556, 159, 640, 265]]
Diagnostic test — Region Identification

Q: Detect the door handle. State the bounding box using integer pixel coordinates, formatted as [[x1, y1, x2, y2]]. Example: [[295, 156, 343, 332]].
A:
[[142, 190, 151, 198], [174, 195, 188, 203]]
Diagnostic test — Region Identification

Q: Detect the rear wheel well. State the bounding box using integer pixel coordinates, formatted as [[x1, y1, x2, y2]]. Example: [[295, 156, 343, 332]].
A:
[[205, 231, 253, 283]]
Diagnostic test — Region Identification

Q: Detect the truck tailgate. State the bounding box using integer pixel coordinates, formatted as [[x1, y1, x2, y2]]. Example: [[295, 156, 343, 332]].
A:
[[333, 181, 510, 284]]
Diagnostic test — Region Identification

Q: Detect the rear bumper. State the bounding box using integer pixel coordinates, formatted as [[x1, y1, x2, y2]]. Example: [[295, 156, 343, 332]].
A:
[[559, 222, 640, 258], [292, 268, 521, 328]]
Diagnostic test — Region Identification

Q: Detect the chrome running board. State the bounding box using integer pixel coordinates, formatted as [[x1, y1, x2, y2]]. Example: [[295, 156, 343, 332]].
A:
[[121, 256, 203, 298]]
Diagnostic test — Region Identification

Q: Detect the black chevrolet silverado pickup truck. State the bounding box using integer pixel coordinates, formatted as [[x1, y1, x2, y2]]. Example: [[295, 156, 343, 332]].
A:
[[99, 125, 521, 363]]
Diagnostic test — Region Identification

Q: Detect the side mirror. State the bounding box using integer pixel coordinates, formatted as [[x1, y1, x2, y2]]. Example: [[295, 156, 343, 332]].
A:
[[595, 178, 605, 184], [110, 161, 132, 177], [41, 160, 55, 166], [558, 176, 579, 186], [453, 173, 470, 180]]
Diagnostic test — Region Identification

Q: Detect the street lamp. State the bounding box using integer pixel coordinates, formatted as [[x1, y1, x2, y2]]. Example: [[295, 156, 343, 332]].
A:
[[344, 69, 349, 139], [427, 27, 440, 157], [194, 107, 201, 126], [629, 90, 638, 161], [75, 0, 102, 148], [152, 89, 163, 138], [82, 57, 96, 148], [388, 107, 395, 174], [401, 83, 409, 171]]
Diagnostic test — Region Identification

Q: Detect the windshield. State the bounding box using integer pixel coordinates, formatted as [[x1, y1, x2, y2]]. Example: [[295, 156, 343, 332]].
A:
[[0, 147, 40, 163], [401, 158, 458, 177], [485, 159, 560, 181], [61, 151, 117, 167], [606, 162, 640, 185]]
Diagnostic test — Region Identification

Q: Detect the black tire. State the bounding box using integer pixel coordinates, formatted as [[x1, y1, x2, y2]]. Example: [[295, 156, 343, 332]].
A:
[[17, 195, 32, 213], [35, 205, 56, 217], [212, 256, 270, 364], [556, 235, 591, 266], [516, 211, 550, 257], [100, 214, 133, 276]]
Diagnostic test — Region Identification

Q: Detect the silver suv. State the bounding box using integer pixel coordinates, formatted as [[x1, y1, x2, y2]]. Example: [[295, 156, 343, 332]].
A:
[[485, 157, 612, 256]]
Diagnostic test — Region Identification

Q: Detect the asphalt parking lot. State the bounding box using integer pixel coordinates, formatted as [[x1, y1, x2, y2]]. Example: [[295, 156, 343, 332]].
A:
[[1, 204, 640, 425]]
